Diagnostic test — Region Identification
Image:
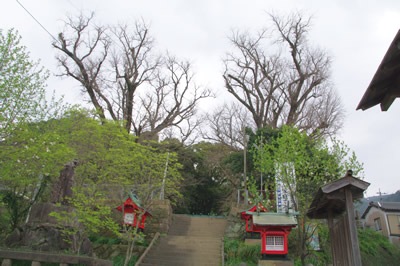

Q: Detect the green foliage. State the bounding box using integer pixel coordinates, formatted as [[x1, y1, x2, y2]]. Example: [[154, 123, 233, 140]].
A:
[[164, 140, 235, 215], [0, 28, 70, 231], [0, 28, 65, 138], [0, 122, 75, 230], [359, 228, 400, 266], [112, 255, 137, 266], [289, 224, 400, 265], [252, 125, 364, 264], [42, 110, 182, 258], [289, 224, 331, 266], [224, 238, 260, 266]]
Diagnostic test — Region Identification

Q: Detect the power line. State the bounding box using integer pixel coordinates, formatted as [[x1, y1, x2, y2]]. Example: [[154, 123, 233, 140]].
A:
[[15, 0, 59, 43]]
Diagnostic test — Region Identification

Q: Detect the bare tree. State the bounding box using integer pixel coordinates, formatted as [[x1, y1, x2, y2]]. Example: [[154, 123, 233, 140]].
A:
[[202, 102, 251, 149], [111, 20, 162, 133], [223, 12, 344, 137], [53, 13, 211, 140], [53, 13, 111, 120], [136, 56, 212, 141]]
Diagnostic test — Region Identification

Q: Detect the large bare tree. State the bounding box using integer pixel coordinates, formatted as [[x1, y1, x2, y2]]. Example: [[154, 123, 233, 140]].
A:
[[223, 12, 344, 138], [53, 13, 211, 141], [202, 102, 251, 149]]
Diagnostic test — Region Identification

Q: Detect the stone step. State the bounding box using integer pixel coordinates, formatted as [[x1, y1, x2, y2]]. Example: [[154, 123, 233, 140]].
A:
[[145, 249, 221, 258], [137, 215, 226, 266], [168, 230, 225, 236], [147, 246, 221, 256], [139, 262, 219, 266], [142, 256, 220, 265], [160, 238, 222, 243]]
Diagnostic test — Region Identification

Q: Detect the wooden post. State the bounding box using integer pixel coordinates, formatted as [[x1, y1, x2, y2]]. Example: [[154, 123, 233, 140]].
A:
[[345, 187, 362, 266], [328, 209, 337, 266]]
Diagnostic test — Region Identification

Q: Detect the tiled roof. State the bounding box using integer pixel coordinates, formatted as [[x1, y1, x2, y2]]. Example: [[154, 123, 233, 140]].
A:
[[251, 213, 297, 226], [361, 201, 400, 219]]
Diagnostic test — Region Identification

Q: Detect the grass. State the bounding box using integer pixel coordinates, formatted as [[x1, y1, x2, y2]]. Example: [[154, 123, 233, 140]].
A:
[[358, 228, 400, 266], [112, 255, 137, 266], [224, 238, 260, 266]]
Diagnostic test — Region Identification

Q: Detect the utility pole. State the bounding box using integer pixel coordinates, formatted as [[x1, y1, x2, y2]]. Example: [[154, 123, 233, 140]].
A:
[[377, 188, 387, 202]]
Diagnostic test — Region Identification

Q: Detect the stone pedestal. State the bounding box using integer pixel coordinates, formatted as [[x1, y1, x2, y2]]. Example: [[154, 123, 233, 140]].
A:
[[244, 238, 261, 245]]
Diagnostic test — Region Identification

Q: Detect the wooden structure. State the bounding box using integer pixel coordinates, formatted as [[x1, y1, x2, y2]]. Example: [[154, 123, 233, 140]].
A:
[[251, 213, 297, 257], [241, 206, 297, 257], [240, 204, 268, 233], [307, 170, 370, 266], [0, 248, 111, 266], [116, 194, 151, 231], [357, 29, 400, 111]]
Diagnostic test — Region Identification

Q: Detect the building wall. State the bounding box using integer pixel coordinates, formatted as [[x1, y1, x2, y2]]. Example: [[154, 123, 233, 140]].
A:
[[364, 207, 389, 237], [387, 213, 400, 247], [364, 207, 400, 247]]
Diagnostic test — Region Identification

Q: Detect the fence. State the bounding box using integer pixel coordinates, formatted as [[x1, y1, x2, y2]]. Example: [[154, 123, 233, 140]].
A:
[[0, 249, 112, 266]]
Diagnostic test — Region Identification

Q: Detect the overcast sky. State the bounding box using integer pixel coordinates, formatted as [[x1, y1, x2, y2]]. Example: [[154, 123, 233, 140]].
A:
[[2, 0, 400, 197]]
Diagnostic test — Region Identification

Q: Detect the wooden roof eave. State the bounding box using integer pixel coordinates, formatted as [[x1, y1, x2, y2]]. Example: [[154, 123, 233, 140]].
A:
[[357, 29, 400, 111], [306, 171, 370, 219]]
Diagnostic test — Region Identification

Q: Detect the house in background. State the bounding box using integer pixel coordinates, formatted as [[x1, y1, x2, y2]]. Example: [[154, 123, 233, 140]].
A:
[[361, 201, 400, 247]]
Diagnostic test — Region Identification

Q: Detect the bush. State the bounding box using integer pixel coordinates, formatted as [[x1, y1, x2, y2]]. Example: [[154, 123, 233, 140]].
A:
[[359, 228, 400, 266], [224, 238, 260, 266]]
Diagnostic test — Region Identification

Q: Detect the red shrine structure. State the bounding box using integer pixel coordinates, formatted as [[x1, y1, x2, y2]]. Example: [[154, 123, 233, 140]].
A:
[[241, 204, 268, 233], [241, 205, 297, 257], [116, 193, 152, 231]]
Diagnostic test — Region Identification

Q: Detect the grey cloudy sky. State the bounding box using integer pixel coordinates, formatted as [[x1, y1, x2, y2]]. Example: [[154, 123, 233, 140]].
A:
[[2, 0, 400, 197]]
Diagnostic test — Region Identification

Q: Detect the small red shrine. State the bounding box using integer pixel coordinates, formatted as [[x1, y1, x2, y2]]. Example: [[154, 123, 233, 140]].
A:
[[241, 208, 297, 257], [252, 213, 297, 256], [116, 194, 152, 231], [240, 204, 268, 233]]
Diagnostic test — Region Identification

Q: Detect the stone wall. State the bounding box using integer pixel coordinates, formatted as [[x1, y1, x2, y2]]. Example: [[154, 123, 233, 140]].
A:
[[5, 203, 92, 255], [145, 199, 173, 235]]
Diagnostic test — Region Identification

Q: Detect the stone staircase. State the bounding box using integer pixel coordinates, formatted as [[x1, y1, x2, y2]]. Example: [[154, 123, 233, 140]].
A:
[[138, 214, 227, 266]]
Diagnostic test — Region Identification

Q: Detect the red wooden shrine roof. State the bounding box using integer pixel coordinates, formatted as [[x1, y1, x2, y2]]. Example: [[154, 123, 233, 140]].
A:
[[116, 196, 152, 216]]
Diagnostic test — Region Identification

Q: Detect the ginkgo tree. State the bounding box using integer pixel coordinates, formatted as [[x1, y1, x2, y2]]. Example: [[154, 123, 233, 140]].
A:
[[252, 125, 363, 265]]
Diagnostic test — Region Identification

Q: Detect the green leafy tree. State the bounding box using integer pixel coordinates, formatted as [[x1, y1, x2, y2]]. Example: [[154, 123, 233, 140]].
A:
[[0, 28, 64, 139], [253, 125, 363, 265], [0, 29, 69, 232], [0, 121, 75, 231], [48, 109, 182, 258]]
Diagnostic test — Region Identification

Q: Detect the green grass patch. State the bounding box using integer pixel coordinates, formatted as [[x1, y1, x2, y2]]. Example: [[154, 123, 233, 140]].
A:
[[358, 228, 400, 266], [224, 238, 260, 266]]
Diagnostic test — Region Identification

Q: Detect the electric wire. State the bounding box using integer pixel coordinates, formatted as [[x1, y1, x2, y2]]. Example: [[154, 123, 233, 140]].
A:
[[15, 0, 59, 43]]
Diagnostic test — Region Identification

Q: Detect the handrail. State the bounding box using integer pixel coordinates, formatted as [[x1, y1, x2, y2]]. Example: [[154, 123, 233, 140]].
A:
[[0, 249, 112, 265], [134, 232, 160, 266]]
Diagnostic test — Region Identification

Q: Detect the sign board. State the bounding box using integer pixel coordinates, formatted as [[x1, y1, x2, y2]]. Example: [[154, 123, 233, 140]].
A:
[[275, 162, 296, 213]]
